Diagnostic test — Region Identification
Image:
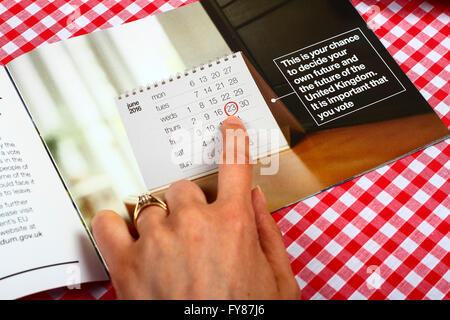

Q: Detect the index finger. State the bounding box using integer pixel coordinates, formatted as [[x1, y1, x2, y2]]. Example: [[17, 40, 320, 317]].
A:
[[217, 116, 253, 202]]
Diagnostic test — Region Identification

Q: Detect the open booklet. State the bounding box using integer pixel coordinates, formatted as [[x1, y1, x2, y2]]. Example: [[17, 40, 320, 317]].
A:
[[1, 0, 448, 299]]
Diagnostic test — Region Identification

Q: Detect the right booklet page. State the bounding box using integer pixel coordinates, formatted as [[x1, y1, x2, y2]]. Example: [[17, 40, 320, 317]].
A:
[[199, 0, 449, 211]]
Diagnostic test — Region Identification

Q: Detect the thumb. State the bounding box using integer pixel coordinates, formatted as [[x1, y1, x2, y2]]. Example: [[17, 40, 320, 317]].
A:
[[91, 210, 134, 274], [252, 187, 301, 299]]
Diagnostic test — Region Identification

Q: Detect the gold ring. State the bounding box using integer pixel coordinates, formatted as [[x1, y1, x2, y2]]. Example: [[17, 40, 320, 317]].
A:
[[133, 193, 168, 227]]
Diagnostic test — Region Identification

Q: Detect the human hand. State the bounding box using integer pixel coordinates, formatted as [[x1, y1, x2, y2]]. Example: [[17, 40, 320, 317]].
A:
[[92, 116, 301, 300]]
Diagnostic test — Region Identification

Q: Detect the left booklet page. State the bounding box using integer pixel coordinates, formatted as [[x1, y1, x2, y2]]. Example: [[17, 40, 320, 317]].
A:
[[0, 68, 108, 299]]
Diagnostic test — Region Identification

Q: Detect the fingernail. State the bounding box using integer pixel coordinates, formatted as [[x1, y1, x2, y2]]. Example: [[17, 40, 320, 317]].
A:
[[224, 116, 242, 126], [255, 185, 267, 206], [256, 185, 264, 195]]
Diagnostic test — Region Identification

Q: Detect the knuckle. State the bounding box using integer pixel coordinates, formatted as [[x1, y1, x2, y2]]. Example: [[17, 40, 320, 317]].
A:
[[174, 204, 205, 226], [184, 224, 209, 244], [223, 132, 251, 164], [141, 225, 174, 251], [234, 150, 252, 165], [148, 223, 170, 240], [92, 210, 113, 227], [154, 231, 176, 251], [167, 180, 206, 203], [180, 204, 203, 218], [219, 201, 253, 230], [177, 206, 212, 239], [91, 210, 117, 236], [168, 180, 199, 195]]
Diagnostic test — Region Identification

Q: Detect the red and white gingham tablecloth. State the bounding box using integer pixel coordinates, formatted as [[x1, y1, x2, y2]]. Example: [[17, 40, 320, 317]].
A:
[[0, 0, 448, 300]]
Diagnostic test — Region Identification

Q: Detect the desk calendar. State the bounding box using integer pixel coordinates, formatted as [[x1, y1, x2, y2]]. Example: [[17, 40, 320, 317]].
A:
[[116, 52, 288, 190]]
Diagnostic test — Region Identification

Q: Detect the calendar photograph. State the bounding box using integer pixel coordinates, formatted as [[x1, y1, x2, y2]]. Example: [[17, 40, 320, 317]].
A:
[[5, 0, 449, 225]]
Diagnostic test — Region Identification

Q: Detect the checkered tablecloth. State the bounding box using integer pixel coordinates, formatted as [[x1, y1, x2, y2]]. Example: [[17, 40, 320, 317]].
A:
[[1, 0, 448, 300]]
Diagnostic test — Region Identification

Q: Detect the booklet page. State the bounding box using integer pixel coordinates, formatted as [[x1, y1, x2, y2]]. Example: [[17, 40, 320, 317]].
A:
[[0, 68, 107, 299]]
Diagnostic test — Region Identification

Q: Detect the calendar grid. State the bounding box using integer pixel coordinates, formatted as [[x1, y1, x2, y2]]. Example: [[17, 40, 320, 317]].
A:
[[117, 52, 288, 190]]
